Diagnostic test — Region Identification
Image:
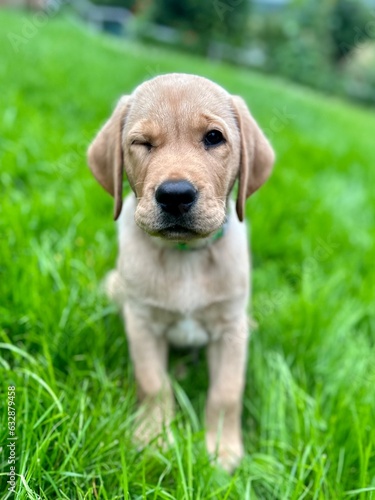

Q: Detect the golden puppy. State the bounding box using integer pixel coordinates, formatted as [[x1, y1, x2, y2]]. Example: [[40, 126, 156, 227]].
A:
[[88, 73, 274, 471]]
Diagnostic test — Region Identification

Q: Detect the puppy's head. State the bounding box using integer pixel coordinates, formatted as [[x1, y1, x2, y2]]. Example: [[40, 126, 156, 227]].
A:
[[88, 74, 275, 241]]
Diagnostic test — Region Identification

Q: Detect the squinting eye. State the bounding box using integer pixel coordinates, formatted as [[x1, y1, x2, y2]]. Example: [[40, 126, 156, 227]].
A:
[[132, 140, 153, 151], [204, 130, 225, 147]]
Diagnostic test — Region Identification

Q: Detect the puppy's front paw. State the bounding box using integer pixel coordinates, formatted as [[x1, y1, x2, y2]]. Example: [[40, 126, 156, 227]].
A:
[[206, 432, 244, 473], [134, 400, 174, 449]]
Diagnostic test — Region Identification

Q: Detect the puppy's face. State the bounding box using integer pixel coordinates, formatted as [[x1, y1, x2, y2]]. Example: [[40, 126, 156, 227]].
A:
[[124, 77, 240, 240], [88, 74, 275, 240]]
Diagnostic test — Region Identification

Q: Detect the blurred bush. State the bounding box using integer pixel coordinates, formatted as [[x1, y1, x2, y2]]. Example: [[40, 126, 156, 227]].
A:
[[90, 0, 249, 52], [330, 0, 372, 62], [249, 3, 334, 92], [248, 0, 375, 103]]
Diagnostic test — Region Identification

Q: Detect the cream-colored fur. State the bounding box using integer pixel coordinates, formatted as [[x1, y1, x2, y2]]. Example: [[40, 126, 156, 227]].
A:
[[88, 73, 275, 472]]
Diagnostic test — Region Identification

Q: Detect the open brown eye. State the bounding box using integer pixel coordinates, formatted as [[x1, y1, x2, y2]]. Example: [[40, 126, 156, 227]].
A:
[[204, 130, 225, 147]]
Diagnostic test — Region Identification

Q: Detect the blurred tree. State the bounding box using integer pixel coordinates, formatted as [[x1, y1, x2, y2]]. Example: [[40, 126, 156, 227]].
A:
[[150, 0, 250, 52]]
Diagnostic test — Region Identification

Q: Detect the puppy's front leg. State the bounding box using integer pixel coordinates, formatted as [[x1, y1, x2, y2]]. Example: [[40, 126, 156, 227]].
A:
[[123, 304, 174, 445], [206, 315, 249, 472]]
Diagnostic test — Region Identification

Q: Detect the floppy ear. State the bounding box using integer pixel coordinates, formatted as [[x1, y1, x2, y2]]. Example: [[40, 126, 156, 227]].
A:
[[232, 96, 275, 222], [87, 96, 130, 220]]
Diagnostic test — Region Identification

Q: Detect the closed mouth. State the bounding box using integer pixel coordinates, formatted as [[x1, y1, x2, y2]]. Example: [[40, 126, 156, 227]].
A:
[[158, 223, 201, 240], [166, 224, 192, 233]]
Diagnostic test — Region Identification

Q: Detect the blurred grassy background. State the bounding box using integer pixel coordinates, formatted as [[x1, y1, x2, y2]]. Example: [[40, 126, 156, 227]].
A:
[[0, 6, 375, 499]]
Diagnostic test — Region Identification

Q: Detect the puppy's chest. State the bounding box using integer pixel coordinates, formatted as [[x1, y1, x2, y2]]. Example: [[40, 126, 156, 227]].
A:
[[138, 299, 225, 347], [120, 240, 248, 347], [123, 250, 229, 312]]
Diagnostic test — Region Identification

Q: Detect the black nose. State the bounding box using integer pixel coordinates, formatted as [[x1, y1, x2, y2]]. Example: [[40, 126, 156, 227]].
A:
[[155, 180, 197, 216]]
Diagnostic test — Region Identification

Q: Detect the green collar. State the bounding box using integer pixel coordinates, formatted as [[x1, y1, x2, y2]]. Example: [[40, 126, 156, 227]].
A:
[[174, 225, 226, 251]]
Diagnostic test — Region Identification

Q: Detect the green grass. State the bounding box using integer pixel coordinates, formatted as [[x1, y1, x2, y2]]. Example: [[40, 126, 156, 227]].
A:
[[1, 10, 375, 499]]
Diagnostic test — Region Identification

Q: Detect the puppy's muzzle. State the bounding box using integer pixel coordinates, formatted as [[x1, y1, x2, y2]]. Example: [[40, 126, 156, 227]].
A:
[[155, 180, 197, 216]]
